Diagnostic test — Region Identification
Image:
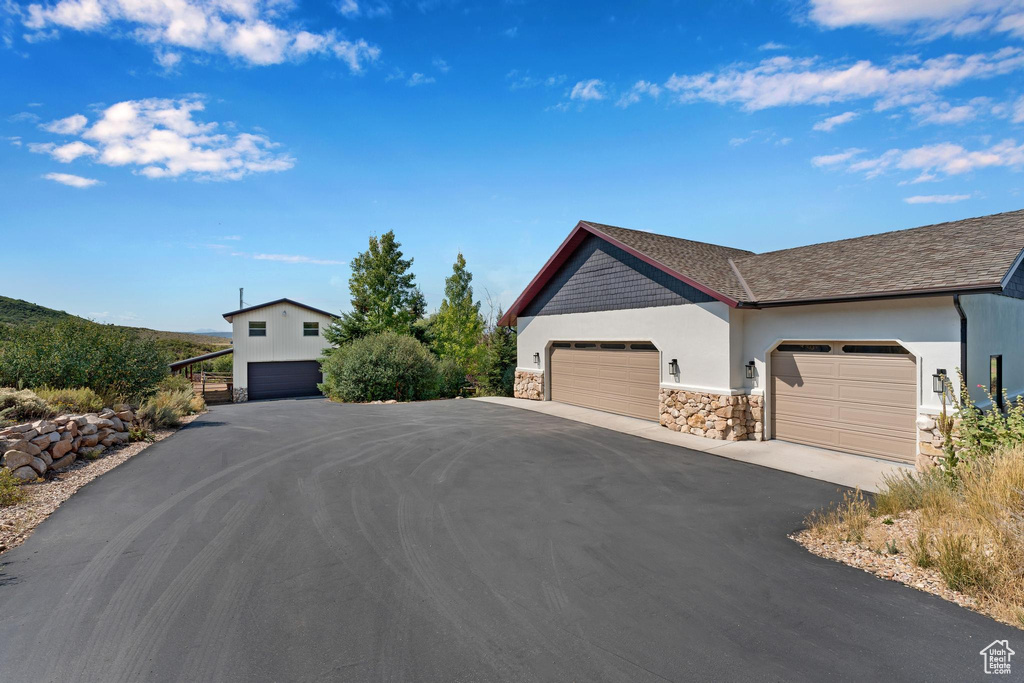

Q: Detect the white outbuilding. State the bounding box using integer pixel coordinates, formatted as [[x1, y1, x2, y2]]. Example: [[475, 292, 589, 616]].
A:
[[223, 298, 336, 402]]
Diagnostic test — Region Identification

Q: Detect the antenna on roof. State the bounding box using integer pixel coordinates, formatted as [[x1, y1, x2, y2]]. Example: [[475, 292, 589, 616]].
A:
[[239, 287, 244, 309]]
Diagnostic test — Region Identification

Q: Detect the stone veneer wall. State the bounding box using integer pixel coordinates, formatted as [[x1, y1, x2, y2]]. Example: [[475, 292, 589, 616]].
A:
[[233, 387, 248, 403], [659, 389, 764, 441], [514, 370, 544, 400], [0, 406, 141, 481]]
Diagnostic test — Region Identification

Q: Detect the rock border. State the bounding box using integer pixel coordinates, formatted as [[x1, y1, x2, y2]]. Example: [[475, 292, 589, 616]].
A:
[[0, 412, 202, 557]]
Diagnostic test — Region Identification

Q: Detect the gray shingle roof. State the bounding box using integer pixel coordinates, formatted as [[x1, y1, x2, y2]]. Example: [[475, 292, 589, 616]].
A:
[[586, 210, 1024, 305], [581, 221, 754, 303]]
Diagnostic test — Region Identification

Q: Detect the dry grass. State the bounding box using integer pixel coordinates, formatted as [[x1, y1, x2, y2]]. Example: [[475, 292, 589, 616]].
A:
[[798, 447, 1024, 628]]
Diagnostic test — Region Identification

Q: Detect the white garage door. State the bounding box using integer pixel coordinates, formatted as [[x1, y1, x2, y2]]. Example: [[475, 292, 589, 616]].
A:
[[771, 342, 917, 462], [549, 342, 660, 421]]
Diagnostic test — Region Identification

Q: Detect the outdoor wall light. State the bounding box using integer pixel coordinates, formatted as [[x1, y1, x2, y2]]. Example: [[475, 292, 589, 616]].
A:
[[533, 352, 540, 365], [745, 361, 756, 380], [933, 369, 947, 394], [668, 358, 679, 375]]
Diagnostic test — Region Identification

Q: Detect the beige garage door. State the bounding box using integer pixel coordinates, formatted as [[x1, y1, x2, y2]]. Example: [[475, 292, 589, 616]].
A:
[[550, 342, 660, 421], [771, 342, 917, 462]]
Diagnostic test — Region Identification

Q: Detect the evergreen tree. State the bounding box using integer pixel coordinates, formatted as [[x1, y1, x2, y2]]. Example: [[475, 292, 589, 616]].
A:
[[325, 231, 422, 345], [482, 307, 517, 395], [433, 252, 484, 366]]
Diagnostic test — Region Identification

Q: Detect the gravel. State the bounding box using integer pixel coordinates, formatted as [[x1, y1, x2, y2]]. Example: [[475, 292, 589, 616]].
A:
[[0, 413, 202, 557], [790, 511, 1021, 628]]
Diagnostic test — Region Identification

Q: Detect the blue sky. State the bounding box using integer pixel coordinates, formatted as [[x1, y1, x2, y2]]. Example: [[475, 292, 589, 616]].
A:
[[3, 0, 1024, 332]]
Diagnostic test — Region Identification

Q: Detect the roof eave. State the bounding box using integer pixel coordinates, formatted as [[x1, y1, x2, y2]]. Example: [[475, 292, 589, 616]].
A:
[[750, 283, 1003, 308]]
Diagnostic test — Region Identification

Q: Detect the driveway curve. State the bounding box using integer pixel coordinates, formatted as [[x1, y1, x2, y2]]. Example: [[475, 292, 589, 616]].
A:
[[0, 398, 1015, 682]]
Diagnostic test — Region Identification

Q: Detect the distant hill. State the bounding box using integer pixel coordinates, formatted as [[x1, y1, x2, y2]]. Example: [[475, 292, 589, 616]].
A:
[[191, 329, 233, 339], [0, 296, 70, 325], [0, 295, 231, 361]]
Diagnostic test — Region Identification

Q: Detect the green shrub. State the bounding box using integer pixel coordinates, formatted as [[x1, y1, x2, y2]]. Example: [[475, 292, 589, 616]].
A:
[[0, 318, 168, 402], [158, 374, 194, 393], [320, 331, 441, 402], [138, 388, 197, 428], [476, 321, 516, 396], [33, 386, 104, 414], [0, 467, 26, 507], [0, 388, 52, 424], [437, 358, 467, 398]]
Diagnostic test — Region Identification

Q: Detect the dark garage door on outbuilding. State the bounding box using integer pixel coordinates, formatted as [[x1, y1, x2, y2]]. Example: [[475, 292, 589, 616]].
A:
[[247, 361, 323, 400]]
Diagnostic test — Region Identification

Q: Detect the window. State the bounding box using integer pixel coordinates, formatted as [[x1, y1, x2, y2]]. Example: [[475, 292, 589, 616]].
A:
[[991, 355, 1004, 411], [303, 322, 319, 337], [249, 321, 266, 337], [551, 342, 571, 348], [841, 344, 908, 355], [630, 343, 657, 350], [573, 342, 596, 348], [777, 343, 831, 353], [600, 343, 626, 349]]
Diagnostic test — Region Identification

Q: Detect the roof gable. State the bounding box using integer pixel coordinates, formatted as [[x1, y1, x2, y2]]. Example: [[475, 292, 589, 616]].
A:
[[497, 221, 746, 325], [222, 298, 337, 322]]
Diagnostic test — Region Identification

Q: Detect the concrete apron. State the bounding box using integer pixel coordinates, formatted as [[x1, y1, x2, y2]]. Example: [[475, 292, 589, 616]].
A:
[[472, 396, 913, 493]]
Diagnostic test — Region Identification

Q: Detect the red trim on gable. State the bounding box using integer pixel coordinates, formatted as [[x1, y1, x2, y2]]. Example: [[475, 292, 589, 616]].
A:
[[497, 221, 738, 326]]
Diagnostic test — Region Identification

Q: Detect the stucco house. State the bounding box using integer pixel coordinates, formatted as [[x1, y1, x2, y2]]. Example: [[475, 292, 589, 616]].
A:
[[223, 298, 335, 402], [499, 209, 1024, 468]]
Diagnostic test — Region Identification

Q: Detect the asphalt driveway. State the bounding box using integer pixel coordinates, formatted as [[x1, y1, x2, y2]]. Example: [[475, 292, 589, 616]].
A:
[[0, 398, 1016, 682]]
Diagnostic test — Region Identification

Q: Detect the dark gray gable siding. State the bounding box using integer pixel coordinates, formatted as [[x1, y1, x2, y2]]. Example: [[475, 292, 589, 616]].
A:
[[522, 234, 714, 317], [1002, 256, 1024, 299]]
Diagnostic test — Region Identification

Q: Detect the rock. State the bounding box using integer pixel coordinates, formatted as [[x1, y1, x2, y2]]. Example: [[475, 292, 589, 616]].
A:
[[916, 416, 937, 431], [86, 416, 114, 429], [50, 439, 72, 459], [60, 431, 72, 442], [10, 465, 37, 481], [40, 452, 53, 467], [115, 410, 134, 423], [28, 457, 47, 475], [80, 434, 100, 448], [686, 414, 706, 429], [67, 415, 89, 427], [47, 431, 61, 444], [7, 440, 41, 456], [50, 453, 76, 470], [109, 416, 124, 432], [2, 450, 33, 470], [19, 429, 39, 441], [71, 436, 81, 452], [4, 423, 34, 434], [32, 420, 56, 434], [79, 423, 98, 436], [920, 442, 944, 457], [78, 445, 105, 460], [384, 399, 398, 404], [29, 434, 51, 449], [98, 408, 115, 419], [64, 421, 79, 436]]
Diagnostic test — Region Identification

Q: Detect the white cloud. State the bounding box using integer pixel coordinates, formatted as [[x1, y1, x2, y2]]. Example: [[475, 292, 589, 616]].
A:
[[729, 136, 753, 147], [406, 72, 434, 86], [41, 112, 87, 134], [17, 0, 381, 69], [904, 193, 972, 204], [663, 48, 1024, 112], [911, 99, 984, 124], [27, 97, 294, 181], [616, 80, 661, 108], [506, 70, 565, 90], [570, 79, 605, 101], [758, 41, 788, 50], [826, 139, 1024, 180], [252, 253, 345, 265], [43, 171, 99, 187], [813, 111, 858, 131], [5, 136, 23, 146], [29, 139, 98, 162], [811, 148, 865, 166], [432, 57, 449, 73], [808, 0, 1024, 39], [1012, 95, 1024, 123]]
